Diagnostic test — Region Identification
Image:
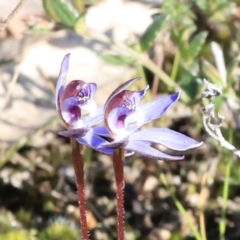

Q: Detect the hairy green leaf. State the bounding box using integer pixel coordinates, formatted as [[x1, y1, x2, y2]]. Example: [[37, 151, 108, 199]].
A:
[[189, 32, 207, 59], [140, 14, 167, 51], [43, 0, 79, 27]]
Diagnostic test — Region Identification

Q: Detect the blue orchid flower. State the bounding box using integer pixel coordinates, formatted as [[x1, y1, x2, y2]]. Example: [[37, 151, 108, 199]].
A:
[[93, 77, 203, 160], [56, 53, 113, 155]]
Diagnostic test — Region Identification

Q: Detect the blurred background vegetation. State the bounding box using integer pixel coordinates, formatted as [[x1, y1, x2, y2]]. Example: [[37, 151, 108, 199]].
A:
[[1, 0, 240, 239]]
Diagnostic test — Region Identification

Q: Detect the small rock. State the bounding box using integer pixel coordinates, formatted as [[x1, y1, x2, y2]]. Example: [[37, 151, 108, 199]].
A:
[[186, 193, 200, 207], [148, 228, 171, 240], [11, 171, 31, 188], [87, 211, 97, 230], [93, 229, 109, 240], [187, 170, 199, 184], [125, 165, 141, 184], [143, 175, 158, 192], [157, 188, 170, 199]]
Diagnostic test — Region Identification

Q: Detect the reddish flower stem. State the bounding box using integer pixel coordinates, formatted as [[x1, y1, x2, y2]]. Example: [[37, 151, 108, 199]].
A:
[[71, 138, 89, 240], [113, 148, 125, 240]]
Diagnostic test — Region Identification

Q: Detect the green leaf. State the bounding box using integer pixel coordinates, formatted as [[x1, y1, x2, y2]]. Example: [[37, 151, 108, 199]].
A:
[[212, 1, 231, 15], [201, 58, 222, 85], [227, 59, 239, 86], [43, 0, 79, 27], [74, 13, 87, 35], [41, 220, 78, 240], [0, 230, 36, 240], [140, 14, 167, 51], [189, 31, 207, 59], [195, 0, 208, 11], [182, 61, 199, 77], [180, 66, 199, 101], [100, 54, 135, 66], [72, 0, 85, 12]]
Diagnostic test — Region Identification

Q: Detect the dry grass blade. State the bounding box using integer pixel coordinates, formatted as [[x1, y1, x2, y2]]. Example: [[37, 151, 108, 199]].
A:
[[1, 64, 21, 110], [0, 64, 21, 159]]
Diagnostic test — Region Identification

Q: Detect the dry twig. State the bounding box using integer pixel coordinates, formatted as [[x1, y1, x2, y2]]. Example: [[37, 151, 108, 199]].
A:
[[0, 0, 27, 31], [202, 79, 240, 157]]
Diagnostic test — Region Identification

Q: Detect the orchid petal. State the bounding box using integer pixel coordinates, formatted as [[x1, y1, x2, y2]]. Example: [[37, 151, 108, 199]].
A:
[[140, 92, 181, 126], [81, 99, 97, 117], [104, 86, 148, 138], [58, 127, 90, 138], [124, 109, 145, 133], [61, 80, 97, 104], [76, 131, 114, 155], [101, 137, 128, 149], [92, 126, 111, 138], [125, 140, 184, 161], [86, 82, 97, 100], [61, 97, 84, 128], [59, 80, 98, 128], [129, 128, 203, 151], [125, 151, 135, 157], [104, 77, 141, 111], [106, 106, 131, 139], [56, 53, 70, 110]]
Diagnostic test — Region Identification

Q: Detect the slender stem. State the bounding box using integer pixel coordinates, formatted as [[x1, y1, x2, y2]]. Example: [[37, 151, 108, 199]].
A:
[[219, 158, 232, 240], [199, 172, 208, 240], [71, 138, 89, 240], [134, 43, 151, 102], [113, 148, 125, 240], [152, 48, 164, 97], [170, 50, 180, 81]]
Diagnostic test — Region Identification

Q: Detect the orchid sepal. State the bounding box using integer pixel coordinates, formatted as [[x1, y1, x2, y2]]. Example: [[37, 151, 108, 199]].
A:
[[56, 53, 70, 110], [128, 128, 203, 151]]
